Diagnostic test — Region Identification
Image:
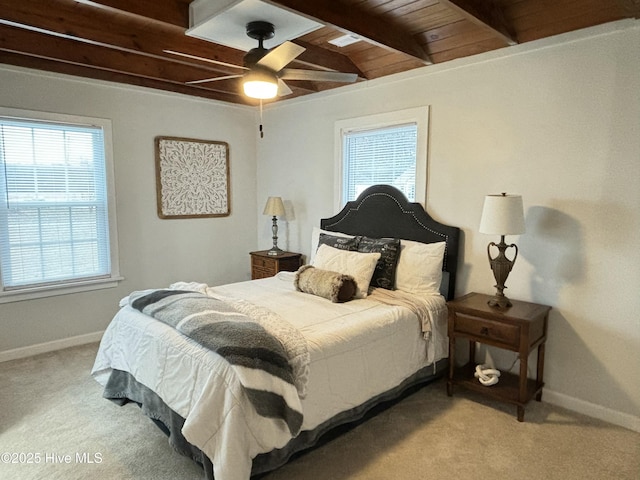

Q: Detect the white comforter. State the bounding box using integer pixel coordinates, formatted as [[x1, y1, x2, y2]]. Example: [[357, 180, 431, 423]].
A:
[[92, 273, 448, 480]]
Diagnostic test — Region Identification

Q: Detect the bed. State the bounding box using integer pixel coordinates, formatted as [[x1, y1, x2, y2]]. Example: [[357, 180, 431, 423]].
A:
[[92, 184, 460, 480]]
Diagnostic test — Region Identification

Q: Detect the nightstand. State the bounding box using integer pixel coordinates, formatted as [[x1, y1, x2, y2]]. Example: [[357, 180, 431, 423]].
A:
[[250, 250, 302, 280], [446, 292, 551, 421]]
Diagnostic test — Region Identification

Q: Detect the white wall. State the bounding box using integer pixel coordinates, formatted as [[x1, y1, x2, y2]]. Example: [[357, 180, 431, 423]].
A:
[[0, 67, 257, 353], [256, 21, 640, 426]]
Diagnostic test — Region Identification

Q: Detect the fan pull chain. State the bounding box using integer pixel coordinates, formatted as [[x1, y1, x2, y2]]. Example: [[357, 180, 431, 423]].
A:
[[259, 99, 264, 138]]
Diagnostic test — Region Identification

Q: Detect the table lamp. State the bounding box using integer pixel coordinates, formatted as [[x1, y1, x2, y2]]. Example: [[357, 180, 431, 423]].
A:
[[479, 193, 525, 308], [263, 196, 286, 256]]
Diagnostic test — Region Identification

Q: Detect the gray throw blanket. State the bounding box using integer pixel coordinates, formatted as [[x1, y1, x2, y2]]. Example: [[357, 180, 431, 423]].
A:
[[129, 289, 308, 435]]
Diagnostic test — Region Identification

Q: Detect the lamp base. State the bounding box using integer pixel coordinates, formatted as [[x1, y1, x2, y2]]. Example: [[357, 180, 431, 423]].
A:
[[487, 293, 512, 309], [267, 215, 285, 256], [486, 236, 518, 310]]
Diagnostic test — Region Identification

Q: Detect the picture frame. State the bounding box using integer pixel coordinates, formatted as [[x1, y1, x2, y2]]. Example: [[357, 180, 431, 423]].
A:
[[155, 136, 230, 219]]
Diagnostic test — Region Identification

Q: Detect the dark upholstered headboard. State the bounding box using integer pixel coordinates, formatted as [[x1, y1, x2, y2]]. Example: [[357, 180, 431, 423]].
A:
[[320, 185, 460, 300]]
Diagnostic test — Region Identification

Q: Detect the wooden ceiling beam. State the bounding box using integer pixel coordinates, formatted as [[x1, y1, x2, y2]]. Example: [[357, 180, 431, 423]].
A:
[[268, 0, 433, 64], [0, 0, 246, 74], [75, 0, 190, 28], [293, 40, 365, 77], [0, 51, 249, 104], [430, 36, 507, 63], [0, 24, 246, 97], [439, 0, 517, 45]]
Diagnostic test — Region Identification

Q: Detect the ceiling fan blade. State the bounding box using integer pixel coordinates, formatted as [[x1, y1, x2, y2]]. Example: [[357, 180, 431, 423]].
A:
[[277, 79, 293, 97], [257, 41, 305, 72], [164, 50, 247, 70], [186, 74, 242, 85], [280, 69, 358, 83]]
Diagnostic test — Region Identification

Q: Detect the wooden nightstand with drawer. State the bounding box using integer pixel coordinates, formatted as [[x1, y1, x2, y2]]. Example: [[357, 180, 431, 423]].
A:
[[250, 250, 302, 280], [446, 292, 551, 421]]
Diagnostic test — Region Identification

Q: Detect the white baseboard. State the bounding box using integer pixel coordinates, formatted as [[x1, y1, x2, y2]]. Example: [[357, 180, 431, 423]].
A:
[[0, 331, 104, 363], [544, 388, 640, 433]]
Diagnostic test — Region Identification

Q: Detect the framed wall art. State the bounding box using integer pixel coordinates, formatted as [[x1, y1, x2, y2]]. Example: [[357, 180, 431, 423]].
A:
[[155, 136, 230, 219]]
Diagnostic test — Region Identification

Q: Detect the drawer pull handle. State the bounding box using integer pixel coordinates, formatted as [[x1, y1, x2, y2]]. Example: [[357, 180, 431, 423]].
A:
[[480, 327, 489, 335]]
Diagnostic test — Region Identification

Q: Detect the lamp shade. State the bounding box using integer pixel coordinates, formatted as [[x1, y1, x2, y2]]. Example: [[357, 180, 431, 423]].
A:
[[479, 194, 525, 235], [263, 196, 285, 216]]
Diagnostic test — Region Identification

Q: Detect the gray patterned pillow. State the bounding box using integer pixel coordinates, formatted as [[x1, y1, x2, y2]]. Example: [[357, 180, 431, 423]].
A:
[[318, 233, 359, 252], [357, 236, 401, 290]]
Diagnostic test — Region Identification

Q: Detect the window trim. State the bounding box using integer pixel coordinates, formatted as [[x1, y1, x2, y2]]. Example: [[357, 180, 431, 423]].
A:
[[0, 107, 122, 303], [334, 106, 429, 211]]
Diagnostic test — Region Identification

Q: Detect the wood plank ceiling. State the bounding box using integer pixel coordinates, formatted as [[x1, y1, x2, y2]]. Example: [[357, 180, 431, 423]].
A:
[[0, 0, 638, 106]]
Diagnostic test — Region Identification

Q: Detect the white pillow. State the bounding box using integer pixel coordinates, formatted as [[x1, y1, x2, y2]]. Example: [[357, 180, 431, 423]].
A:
[[309, 227, 354, 264], [312, 244, 380, 298], [395, 240, 446, 296]]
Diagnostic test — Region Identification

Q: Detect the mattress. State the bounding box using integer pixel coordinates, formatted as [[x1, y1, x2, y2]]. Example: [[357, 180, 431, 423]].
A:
[[92, 272, 448, 480]]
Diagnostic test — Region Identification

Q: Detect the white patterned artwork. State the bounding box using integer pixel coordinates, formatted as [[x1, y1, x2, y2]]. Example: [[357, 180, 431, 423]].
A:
[[155, 137, 230, 218]]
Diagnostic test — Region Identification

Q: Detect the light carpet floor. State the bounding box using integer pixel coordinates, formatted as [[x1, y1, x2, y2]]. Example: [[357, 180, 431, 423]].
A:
[[0, 343, 638, 480]]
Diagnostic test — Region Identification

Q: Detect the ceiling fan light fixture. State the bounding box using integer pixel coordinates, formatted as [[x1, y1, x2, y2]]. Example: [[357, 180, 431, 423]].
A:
[[244, 80, 278, 99], [243, 69, 278, 99]]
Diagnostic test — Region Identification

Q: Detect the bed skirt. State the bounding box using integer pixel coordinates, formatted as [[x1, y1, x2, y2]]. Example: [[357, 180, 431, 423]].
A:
[[102, 358, 447, 479]]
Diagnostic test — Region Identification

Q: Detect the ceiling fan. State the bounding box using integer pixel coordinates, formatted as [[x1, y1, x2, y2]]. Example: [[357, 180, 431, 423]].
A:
[[165, 21, 358, 99]]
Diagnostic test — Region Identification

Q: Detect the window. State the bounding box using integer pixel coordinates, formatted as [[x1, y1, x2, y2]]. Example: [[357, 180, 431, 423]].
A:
[[343, 123, 417, 202], [0, 108, 120, 302], [335, 107, 429, 210]]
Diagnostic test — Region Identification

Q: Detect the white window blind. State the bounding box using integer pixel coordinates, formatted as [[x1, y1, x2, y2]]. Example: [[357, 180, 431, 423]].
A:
[[0, 117, 112, 291], [342, 123, 417, 202]]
